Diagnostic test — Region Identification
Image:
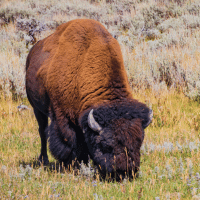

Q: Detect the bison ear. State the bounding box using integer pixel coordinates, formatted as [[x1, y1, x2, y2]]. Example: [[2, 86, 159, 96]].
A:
[[143, 109, 153, 129], [88, 109, 102, 133]]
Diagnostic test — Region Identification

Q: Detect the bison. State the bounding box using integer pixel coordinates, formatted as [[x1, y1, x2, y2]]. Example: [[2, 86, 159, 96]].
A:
[[26, 19, 152, 180]]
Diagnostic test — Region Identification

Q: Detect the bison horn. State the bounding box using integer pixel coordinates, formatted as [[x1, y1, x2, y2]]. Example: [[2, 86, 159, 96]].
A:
[[144, 109, 153, 128], [149, 109, 153, 122], [88, 109, 102, 132]]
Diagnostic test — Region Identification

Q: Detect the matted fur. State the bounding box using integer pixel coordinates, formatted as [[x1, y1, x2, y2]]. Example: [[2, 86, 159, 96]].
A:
[[26, 19, 152, 180]]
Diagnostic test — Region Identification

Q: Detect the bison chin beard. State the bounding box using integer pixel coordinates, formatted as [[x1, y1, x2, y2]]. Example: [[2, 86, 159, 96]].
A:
[[48, 119, 90, 168], [48, 121, 78, 166]]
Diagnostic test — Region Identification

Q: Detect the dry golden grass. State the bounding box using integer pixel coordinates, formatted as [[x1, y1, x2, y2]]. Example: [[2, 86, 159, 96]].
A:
[[134, 89, 200, 142], [0, 0, 200, 198], [0, 91, 199, 199]]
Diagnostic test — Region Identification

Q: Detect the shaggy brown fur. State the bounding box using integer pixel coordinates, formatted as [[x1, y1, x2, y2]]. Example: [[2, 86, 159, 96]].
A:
[[26, 19, 152, 180]]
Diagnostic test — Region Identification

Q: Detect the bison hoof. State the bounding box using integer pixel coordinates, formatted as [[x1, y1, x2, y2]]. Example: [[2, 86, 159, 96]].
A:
[[39, 155, 49, 165]]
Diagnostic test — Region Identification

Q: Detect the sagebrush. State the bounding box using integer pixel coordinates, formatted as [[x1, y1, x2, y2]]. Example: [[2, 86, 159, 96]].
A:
[[0, 0, 199, 100]]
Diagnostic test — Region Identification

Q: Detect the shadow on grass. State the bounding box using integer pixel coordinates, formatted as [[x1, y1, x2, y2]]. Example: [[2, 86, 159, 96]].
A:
[[18, 158, 137, 182], [18, 157, 76, 174]]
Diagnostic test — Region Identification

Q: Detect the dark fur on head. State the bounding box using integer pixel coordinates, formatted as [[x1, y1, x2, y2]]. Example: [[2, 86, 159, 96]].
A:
[[79, 98, 151, 180], [90, 99, 151, 129]]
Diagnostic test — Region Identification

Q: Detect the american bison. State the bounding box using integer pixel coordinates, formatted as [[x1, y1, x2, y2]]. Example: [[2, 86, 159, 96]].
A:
[[26, 19, 152, 180]]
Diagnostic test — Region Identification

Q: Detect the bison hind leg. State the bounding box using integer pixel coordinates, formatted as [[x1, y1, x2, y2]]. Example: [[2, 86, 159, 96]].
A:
[[34, 108, 49, 165]]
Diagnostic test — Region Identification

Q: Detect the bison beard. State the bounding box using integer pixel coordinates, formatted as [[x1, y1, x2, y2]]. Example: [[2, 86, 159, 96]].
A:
[[48, 120, 89, 167], [48, 111, 89, 166], [25, 19, 153, 180]]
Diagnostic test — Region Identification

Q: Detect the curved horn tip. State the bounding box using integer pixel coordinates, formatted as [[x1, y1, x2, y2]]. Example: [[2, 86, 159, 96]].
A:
[[88, 109, 102, 132], [149, 109, 153, 121], [143, 109, 153, 129]]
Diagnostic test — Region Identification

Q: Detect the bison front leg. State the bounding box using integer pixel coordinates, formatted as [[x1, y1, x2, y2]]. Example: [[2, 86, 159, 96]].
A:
[[34, 108, 49, 165]]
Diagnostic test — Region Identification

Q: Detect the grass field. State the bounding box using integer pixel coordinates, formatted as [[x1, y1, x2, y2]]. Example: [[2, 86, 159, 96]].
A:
[[0, 90, 199, 199], [0, 0, 200, 199]]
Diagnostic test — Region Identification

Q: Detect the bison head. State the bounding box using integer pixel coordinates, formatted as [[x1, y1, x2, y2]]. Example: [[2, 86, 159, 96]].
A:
[[79, 99, 153, 180]]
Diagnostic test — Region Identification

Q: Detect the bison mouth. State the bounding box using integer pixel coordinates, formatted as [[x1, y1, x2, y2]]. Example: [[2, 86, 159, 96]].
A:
[[97, 164, 139, 181], [92, 150, 140, 181]]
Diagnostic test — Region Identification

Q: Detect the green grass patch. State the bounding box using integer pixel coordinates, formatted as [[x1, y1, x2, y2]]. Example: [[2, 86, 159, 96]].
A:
[[0, 92, 199, 199]]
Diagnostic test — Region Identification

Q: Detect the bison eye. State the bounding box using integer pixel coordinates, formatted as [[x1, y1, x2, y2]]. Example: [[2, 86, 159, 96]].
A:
[[100, 142, 113, 154], [118, 140, 123, 146]]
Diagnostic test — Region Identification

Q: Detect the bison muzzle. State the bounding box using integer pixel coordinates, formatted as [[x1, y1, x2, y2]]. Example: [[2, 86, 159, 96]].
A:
[[26, 19, 153, 180]]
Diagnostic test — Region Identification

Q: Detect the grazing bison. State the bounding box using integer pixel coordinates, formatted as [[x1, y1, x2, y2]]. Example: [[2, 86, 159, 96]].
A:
[[26, 19, 152, 180]]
